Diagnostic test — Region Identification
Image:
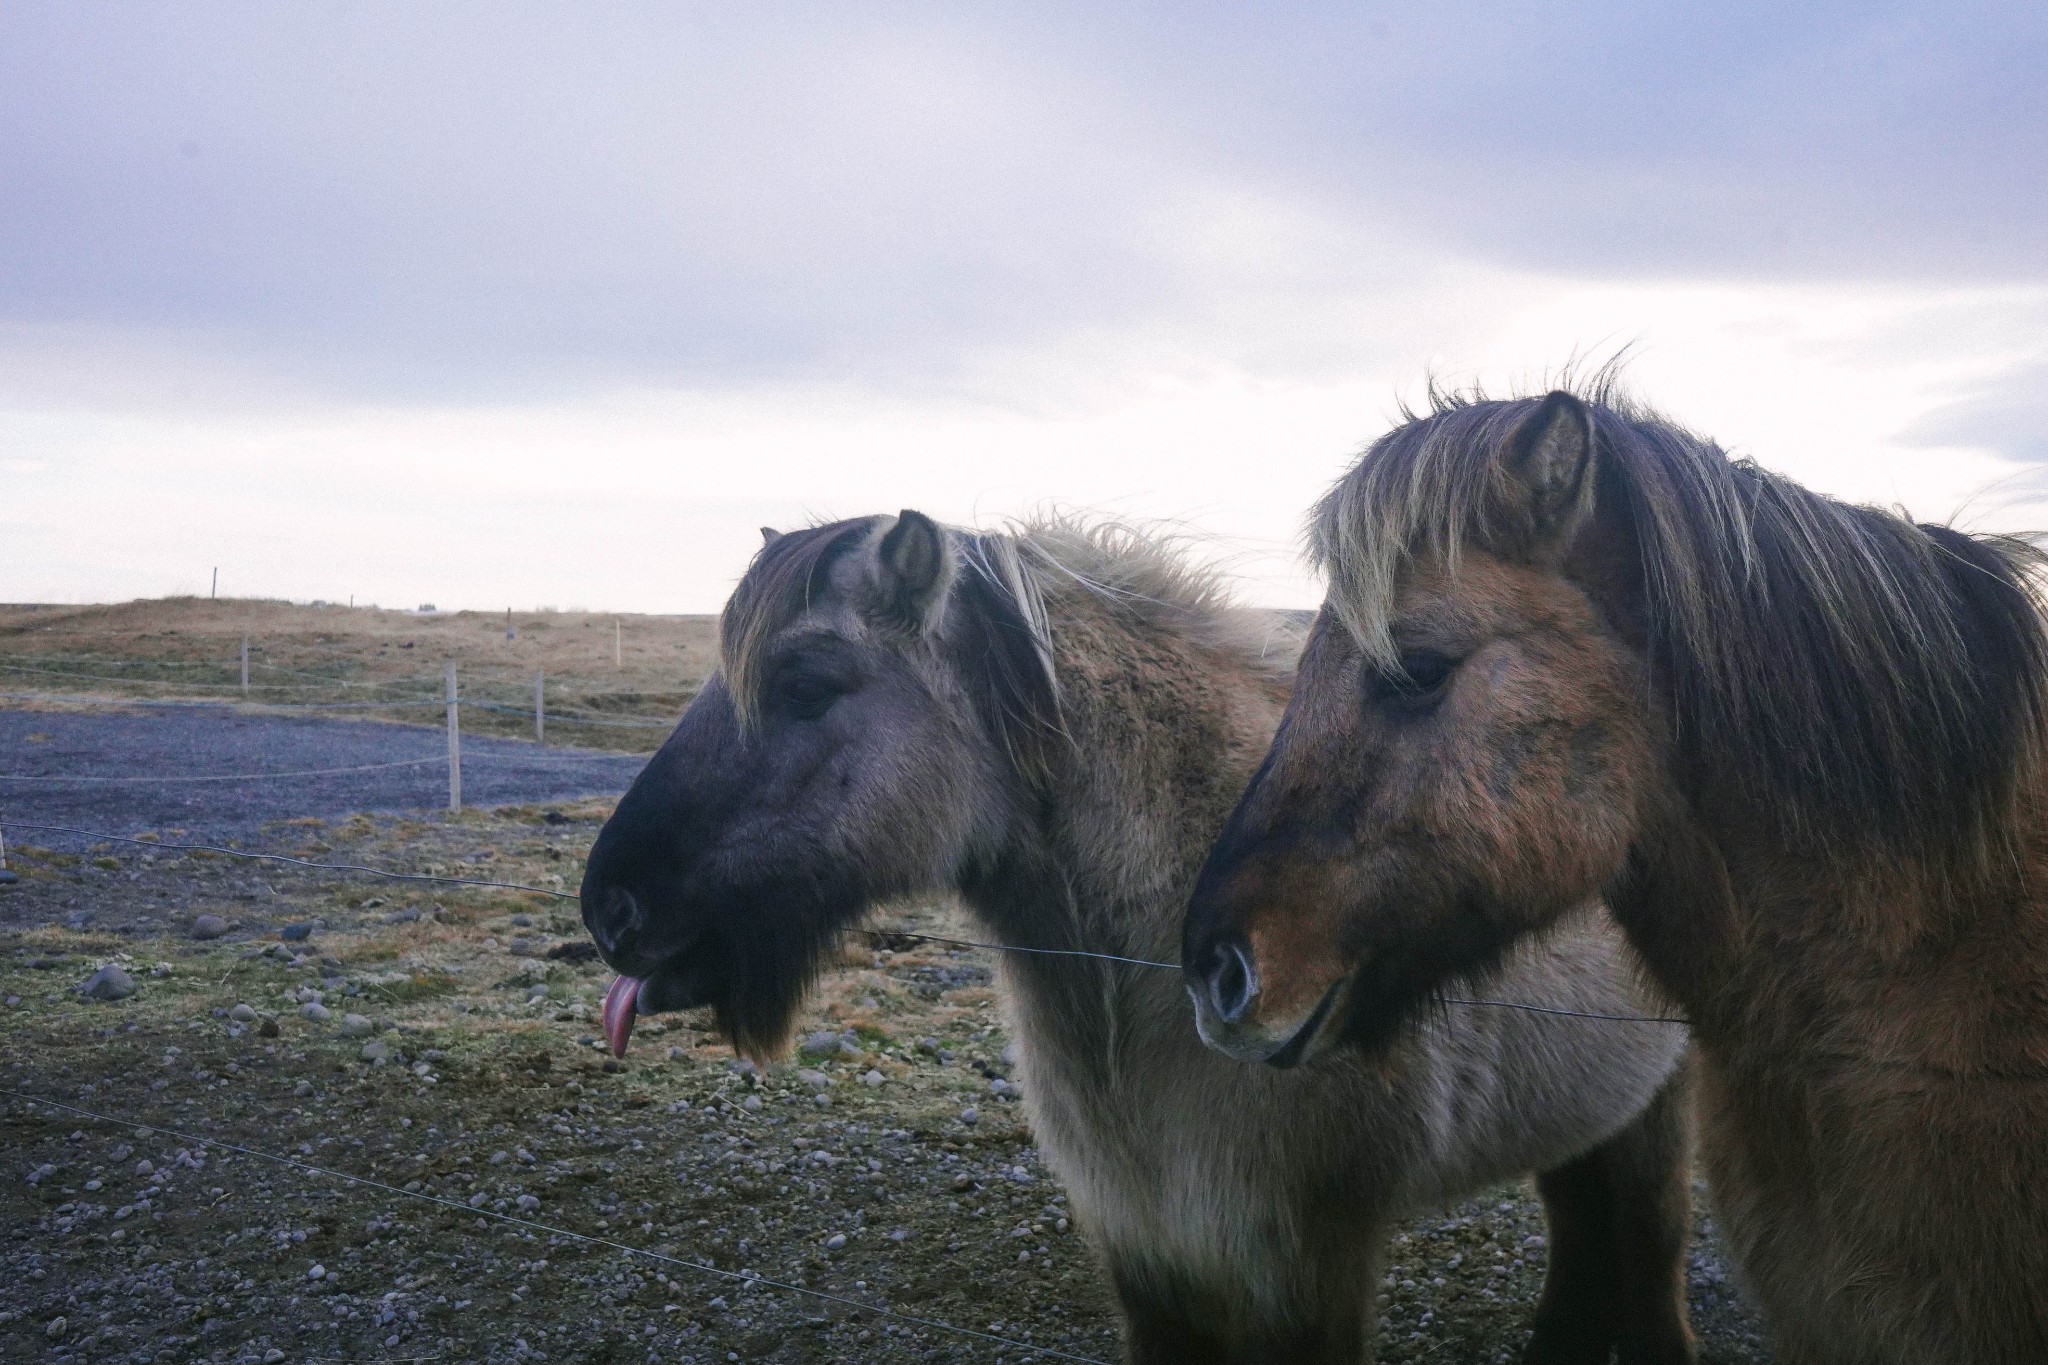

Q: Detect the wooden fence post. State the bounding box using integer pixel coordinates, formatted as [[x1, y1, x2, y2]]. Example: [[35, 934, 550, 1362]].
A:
[[446, 661, 462, 813], [0, 820, 14, 884], [535, 669, 545, 745]]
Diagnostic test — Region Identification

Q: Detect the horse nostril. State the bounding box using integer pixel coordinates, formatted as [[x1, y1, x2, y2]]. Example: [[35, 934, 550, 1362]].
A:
[[591, 885, 647, 960], [1204, 939, 1259, 1024]]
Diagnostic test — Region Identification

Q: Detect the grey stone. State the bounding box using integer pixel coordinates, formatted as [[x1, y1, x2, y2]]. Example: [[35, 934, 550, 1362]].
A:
[[188, 915, 229, 940], [80, 965, 135, 1001], [339, 1013, 374, 1038], [862, 1070, 885, 1088], [301, 1002, 332, 1023], [361, 1040, 389, 1063], [797, 1069, 831, 1090], [279, 923, 314, 942], [824, 1233, 847, 1250], [959, 1107, 980, 1126], [516, 1193, 540, 1211], [798, 1031, 842, 1059], [229, 1003, 257, 1022]]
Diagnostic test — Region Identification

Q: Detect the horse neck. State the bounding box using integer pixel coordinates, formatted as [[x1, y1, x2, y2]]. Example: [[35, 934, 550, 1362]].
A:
[[965, 589, 1287, 969], [1618, 765, 2048, 1072]]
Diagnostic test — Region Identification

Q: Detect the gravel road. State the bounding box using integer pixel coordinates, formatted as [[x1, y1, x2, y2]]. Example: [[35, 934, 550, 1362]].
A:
[[0, 704, 651, 844]]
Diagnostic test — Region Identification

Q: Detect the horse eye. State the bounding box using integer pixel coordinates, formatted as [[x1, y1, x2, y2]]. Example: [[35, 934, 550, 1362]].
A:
[[776, 673, 842, 720], [1369, 651, 1459, 706]]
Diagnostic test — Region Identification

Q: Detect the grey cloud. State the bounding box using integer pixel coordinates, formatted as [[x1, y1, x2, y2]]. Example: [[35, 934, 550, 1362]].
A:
[[0, 1, 2041, 399]]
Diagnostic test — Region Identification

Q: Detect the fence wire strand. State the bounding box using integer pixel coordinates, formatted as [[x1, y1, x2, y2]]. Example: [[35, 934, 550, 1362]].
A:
[[0, 818, 1689, 1025], [0, 1088, 1114, 1365]]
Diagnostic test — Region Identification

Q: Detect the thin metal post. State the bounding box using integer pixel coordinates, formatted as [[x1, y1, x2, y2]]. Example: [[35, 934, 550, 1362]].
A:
[[505, 607, 515, 641], [211, 568, 218, 599], [445, 661, 462, 813], [534, 669, 545, 745], [614, 618, 622, 668], [240, 636, 249, 696]]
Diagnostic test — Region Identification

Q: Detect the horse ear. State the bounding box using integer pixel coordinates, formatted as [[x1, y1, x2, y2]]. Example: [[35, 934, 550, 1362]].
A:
[[1496, 391, 1596, 555], [864, 509, 955, 636], [759, 526, 782, 547]]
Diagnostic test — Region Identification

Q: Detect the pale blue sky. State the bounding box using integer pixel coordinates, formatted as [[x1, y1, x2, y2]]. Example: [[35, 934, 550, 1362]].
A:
[[3, 3, 2044, 609]]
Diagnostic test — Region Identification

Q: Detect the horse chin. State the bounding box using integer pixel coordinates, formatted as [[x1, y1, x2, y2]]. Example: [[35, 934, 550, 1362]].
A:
[[1332, 952, 1450, 1058], [637, 955, 723, 1015]]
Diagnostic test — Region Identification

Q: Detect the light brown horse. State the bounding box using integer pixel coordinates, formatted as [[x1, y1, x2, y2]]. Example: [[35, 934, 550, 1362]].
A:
[[1183, 388, 2048, 1363], [580, 512, 1698, 1363]]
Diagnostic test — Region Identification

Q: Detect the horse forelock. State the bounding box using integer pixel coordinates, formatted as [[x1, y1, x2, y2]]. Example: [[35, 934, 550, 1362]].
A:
[[720, 517, 881, 731], [1315, 387, 2048, 864], [720, 509, 1291, 780]]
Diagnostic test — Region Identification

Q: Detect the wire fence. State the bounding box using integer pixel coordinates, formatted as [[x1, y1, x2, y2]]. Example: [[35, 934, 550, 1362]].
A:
[[0, 638, 692, 736], [0, 696, 1687, 1361]]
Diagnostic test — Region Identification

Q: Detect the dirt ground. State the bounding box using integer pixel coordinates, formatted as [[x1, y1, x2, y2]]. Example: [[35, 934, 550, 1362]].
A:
[[0, 599, 1773, 1363], [0, 802, 1774, 1365], [0, 599, 718, 753]]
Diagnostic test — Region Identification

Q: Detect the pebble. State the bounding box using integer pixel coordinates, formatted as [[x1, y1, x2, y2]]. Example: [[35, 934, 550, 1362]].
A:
[[742, 1095, 762, 1112], [307, 1264, 326, 1280], [516, 1194, 541, 1211], [960, 1107, 980, 1126], [382, 907, 420, 924], [265, 1350, 286, 1363], [302, 1002, 332, 1023], [189, 915, 229, 940], [79, 964, 136, 1002], [229, 1003, 257, 1022], [44, 1316, 66, 1340], [135, 1160, 153, 1176], [361, 1040, 390, 1063], [294, 1081, 313, 1098], [862, 1070, 885, 1087], [340, 1013, 374, 1037], [824, 1233, 847, 1250], [26, 1163, 56, 1186], [279, 923, 314, 942], [798, 1069, 831, 1090], [799, 1032, 842, 1060]]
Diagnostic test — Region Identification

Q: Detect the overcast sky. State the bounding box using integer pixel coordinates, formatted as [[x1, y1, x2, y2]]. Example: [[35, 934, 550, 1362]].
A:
[[4, 2, 2045, 612]]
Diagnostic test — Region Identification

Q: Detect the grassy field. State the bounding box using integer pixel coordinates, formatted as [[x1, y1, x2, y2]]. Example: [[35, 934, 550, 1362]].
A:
[[0, 597, 1774, 1364], [0, 598, 719, 753], [0, 803, 1769, 1365]]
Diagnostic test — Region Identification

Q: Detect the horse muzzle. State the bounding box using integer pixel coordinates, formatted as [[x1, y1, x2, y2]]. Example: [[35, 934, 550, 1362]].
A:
[[1187, 939, 1348, 1069]]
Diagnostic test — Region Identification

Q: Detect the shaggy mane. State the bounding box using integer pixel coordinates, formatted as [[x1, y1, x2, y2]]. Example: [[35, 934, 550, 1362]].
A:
[[721, 512, 1300, 760], [1312, 385, 2048, 861]]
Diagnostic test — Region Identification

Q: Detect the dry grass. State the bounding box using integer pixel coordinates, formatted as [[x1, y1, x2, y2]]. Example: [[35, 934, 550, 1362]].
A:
[[0, 598, 719, 752]]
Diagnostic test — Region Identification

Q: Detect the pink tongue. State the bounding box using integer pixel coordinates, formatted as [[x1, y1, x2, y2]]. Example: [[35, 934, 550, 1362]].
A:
[[602, 976, 643, 1059]]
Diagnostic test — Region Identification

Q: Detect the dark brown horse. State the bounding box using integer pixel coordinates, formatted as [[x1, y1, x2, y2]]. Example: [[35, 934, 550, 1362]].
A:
[[1183, 388, 2048, 1363], [582, 511, 1697, 1363]]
